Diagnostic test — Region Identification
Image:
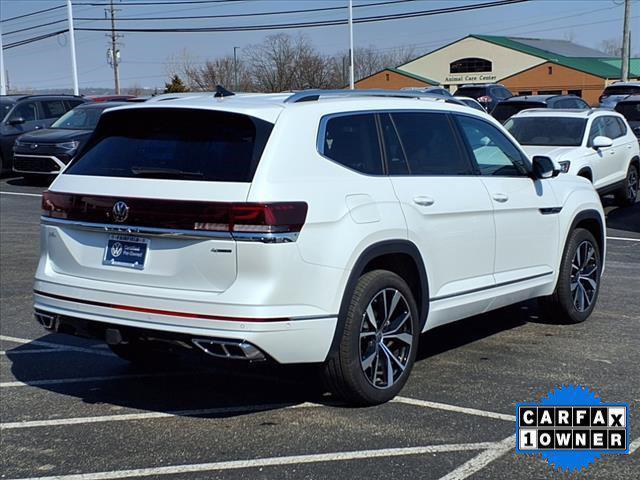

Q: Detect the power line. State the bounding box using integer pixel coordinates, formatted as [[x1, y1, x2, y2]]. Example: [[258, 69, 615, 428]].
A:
[[1, 5, 65, 23], [4, 19, 67, 36], [76, 0, 419, 21], [74, 0, 530, 33], [73, 0, 243, 6]]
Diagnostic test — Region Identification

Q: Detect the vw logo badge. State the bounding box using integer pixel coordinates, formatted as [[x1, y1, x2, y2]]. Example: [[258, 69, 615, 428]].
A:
[[112, 201, 130, 223], [110, 242, 123, 258]]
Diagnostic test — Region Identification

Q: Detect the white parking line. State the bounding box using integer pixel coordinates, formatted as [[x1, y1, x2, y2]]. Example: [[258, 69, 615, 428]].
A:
[[0, 402, 321, 430], [393, 396, 516, 422], [0, 372, 194, 388], [5, 441, 500, 480], [0, 335, 115, 357], [0, 191, 43, 197], [630, 436, 640, 454], [607, 236, 640, 243], [436, 435, 515, 480]]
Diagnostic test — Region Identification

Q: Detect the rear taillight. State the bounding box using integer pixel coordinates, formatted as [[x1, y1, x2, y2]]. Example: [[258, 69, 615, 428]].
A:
[[42, 191, 308, 234], [477, 95, 492, 103], [195, 203, 308, 234]]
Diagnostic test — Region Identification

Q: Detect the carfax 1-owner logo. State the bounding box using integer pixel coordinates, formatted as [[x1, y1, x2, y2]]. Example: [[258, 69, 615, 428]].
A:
[[516, 384, 630, 473]]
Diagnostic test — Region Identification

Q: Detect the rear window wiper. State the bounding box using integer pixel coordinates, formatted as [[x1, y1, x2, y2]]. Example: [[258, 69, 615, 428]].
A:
[[131, 167, 204, 179]]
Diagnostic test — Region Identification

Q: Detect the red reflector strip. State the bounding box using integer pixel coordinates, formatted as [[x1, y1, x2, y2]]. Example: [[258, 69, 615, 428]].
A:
[[34, 290, 289, 323]]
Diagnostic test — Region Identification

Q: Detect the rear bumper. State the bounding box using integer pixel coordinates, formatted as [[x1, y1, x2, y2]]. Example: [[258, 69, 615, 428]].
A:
[[34, 289, 337, 364]]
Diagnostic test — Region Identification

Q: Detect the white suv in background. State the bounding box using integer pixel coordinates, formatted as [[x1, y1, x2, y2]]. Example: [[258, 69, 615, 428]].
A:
[[505, 109, 640, 206], [35, 90, 606, 405]]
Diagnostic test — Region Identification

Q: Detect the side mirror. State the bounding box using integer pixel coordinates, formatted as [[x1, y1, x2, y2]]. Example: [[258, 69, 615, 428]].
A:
[[592, 135, 613, 149], [7, 117, 25, 126], [532, 156, 559, 179]]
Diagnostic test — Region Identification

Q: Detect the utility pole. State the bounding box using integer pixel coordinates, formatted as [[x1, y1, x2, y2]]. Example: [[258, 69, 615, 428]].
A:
[[348, 0, 355, 90], [233, 46, 239, 91], [621, 0, 631, 82], [0, 23, 6, 95], [67, 0, 79, 95], [106, 0, 122, 94]]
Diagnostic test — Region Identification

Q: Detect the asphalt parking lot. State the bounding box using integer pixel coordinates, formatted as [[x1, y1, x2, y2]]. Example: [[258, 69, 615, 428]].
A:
[[1, 176, 638, 480]]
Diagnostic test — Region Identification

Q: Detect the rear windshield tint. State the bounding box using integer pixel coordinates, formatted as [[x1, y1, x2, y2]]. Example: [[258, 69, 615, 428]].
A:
[[615, 102, 640, 121], [603, 85, 640, 96], [492, 102, 545, 123], [453, 87, 486, 99], [65, 108, 273, 182]]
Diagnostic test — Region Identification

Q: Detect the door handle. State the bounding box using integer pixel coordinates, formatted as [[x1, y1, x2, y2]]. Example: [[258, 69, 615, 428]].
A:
[[492, 193, 509, 203], [413, 195, 435, 207]]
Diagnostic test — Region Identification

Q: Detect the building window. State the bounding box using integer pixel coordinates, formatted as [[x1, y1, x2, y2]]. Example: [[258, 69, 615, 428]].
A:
[[385, 73, 390, 81], [538, 90, 562, 95], [518, 91, 532, 96], [568, 89, 582, 97], [548, 66, 553, 75], [449, 58, 492, 74]]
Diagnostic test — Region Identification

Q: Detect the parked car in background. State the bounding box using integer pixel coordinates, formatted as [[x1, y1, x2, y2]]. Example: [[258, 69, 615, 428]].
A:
[[505, 109, 639, 206], [86, 95, 137, 102], [452, 83, 512, 111], [12, 101, 128, 182], [35, 90, 607, 405], [454, 96, 486, 112], [1, 95, 86, 175], [401, 86, 453, 97], [598, 82, 640, 109], [614, 95, 640, 140], [492, 95, 590, 123]]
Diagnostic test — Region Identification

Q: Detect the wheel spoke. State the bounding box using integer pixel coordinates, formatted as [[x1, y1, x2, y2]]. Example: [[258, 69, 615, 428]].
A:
[[579, 276, 597, 290], [382, 347, 395, 387], [386, 290, 401, 323], [381, 343, 406, 372], [570, 280, 578, 291], [384, 331, 413, 346], [360, 331, 376, 340], [365, 304, 377, 331], [384, 311, 410, 335], [581, 265, 598, 277], [361, 348, 377, 371]]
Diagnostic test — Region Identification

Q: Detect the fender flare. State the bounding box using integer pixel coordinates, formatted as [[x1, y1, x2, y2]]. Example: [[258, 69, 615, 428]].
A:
[[327, 240, 429, 357]]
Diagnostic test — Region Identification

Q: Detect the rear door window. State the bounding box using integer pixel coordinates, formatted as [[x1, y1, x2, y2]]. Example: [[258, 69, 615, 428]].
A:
[[66, 108, 273, 182], [615, 101, 640, 121], [9, 101, 39, 122], [382, 112, 473, 176], [603, 116, 623, 139], [40, 100, 67, 119], [320, 113, 383, 175]]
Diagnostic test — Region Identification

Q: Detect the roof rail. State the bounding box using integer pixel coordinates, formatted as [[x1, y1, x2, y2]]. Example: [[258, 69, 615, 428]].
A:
[[284, 89, 464, 104]]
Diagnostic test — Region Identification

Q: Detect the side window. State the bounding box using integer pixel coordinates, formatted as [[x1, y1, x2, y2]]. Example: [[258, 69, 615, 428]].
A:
[[41, 100, 67, 119], [603, 116, 622, 139], [321, 113, 383, 175], [387, 112, 473, 176], [555, 98, 577, 108], [379, 114, 410, 175], [65, 99, 84, 110], [8, 101, 38, 122], [616, 117, 627, 136], [588, 117, 606, 145], [455, 115, 528, 176]]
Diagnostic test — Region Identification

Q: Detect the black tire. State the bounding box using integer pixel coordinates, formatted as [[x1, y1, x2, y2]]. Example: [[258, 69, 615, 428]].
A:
[[322, 270, 420, 406], [614, 163, 638, 207], [540, 228, 601, 324]]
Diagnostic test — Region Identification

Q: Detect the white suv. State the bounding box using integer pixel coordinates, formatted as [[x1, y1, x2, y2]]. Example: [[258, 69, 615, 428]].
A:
[[505, 109, 640, 206], [35, 90, 606, 405]]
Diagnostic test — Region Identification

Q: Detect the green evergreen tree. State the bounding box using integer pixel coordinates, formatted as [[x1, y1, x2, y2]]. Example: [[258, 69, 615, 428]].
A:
[[164, 74, 189, 93]]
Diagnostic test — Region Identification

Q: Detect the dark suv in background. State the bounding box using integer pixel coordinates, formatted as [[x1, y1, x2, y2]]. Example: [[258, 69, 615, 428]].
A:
[[452, 83, 513, 111], [615, 95, 640, 140], [599, 82, 640, 109], [0, 95, 86, 175], [12, 101, 127, 182], [491, 94, 590, 123]]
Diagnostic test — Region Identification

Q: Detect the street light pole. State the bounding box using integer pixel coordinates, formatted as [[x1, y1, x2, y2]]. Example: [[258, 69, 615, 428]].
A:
[[233, 46, 239, 91], [0, 23, 6, 95], [621, 0, 631, 82], [67, 0, 79, 95], [348, 0, 354, 90]]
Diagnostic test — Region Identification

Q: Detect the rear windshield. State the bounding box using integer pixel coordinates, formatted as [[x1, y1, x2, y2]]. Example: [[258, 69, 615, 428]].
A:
[[65, 108, 273, 182], [453, 87, 486, 98], [615, 101, 640, 121], [603, 85, 640, 96], [504, 117, 587, 146], [492, 102, 545, 123]]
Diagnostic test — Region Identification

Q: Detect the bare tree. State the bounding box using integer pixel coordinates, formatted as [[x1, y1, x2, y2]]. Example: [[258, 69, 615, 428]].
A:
[[327, 45, 417, 86], [600, 38, 623, 56], [245, 33, 332, 92], [165, 49, 252, 92]]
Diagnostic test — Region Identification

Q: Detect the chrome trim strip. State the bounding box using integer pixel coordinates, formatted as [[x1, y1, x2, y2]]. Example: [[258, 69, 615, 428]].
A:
[[430, 271, 553, 302], [41, 217, 299, 243]]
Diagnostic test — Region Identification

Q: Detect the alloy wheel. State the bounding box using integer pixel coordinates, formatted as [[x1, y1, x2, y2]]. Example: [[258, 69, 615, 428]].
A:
[[628, 168, 638, 201], [359, 288, 413, 389], [570, 240, 599, 312]]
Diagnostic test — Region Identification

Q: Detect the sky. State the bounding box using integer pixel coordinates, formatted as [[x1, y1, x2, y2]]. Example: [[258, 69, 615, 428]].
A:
[[1, 0, 638, 91]]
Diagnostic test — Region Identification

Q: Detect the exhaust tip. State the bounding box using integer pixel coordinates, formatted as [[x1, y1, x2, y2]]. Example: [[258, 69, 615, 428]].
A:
[[35, 312, 58, 330], [192, 338, 266, 362]]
